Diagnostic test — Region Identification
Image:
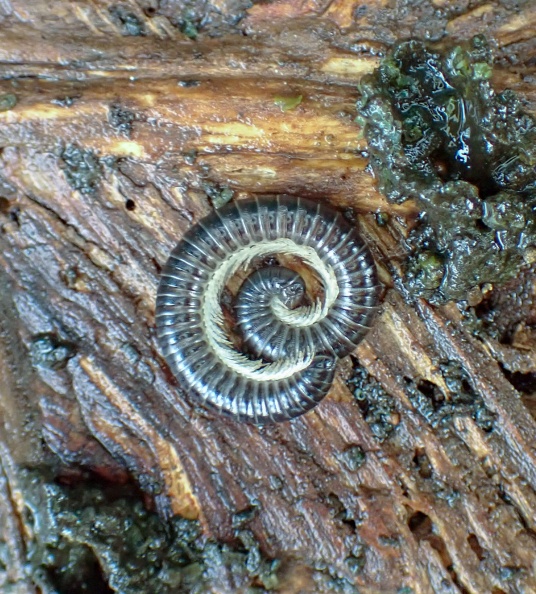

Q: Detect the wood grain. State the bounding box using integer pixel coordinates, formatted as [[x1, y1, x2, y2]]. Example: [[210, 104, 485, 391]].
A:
[[0, 1, 535, 592]]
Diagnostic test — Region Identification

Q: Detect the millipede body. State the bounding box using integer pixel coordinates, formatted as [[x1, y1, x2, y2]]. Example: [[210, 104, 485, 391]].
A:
[[156, 196, 379, 424]]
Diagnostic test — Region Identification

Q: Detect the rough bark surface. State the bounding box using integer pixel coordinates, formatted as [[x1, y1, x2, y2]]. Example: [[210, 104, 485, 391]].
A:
[[0, 1, 535, 593]]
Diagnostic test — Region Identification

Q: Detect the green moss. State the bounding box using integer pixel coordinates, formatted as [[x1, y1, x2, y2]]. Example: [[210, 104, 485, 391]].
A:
[[339, 446, 365, 472], [347, 359, 398, 442], [181, 19, 198, 40], [204, 182, 234, 209], [357, 36, 536, 303], [273, 95, 303, 112], [108, 5, 146, 36], [20, 470, 280, 593], [29, 333, 76, 370], [0, 93, 17, 112], [404, 361, 495, 431], [108, 103, 136, 135], [312, 562, 362, 594], [60, 145, 103, 195]]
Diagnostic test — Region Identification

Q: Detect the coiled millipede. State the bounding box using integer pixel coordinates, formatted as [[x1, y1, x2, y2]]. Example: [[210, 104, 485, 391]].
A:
[[156, 196, 380, 424]]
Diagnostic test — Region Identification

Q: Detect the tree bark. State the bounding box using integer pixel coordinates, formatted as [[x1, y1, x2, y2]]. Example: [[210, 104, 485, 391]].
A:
[[0, 1, 535, 593]]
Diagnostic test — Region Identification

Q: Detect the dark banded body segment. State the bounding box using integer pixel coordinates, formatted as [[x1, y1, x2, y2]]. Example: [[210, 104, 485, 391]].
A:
[[156, 196, 380, 424]]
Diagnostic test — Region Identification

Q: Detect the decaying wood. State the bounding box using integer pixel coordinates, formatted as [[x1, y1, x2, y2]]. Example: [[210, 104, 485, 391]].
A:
[[0, 1, 535, 592]]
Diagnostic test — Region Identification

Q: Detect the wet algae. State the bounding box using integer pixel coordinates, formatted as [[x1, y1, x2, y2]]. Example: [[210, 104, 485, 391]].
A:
[[357, 36, 536, 302], [19, 470, 279, 593]]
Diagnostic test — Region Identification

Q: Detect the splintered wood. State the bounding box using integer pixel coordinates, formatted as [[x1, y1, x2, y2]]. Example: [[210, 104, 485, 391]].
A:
[[0, 1, 535, 592]]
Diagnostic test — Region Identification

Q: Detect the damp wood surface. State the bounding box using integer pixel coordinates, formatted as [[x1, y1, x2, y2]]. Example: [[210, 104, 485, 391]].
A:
[[0, 1, 536, 593]]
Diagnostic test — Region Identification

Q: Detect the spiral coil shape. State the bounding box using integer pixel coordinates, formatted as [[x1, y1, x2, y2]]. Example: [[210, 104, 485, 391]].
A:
[[156, 196, 379, 424]]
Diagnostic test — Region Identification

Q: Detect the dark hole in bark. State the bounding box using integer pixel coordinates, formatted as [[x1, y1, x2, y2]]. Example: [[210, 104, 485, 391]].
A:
[[417, 379, 444, 407], [408, 511, 433, 539], [501, 368, 536, 420], [0, 196, 10, 213], [407, 508, 461, 587], [502, 369, 536, 394], [327, 492, 357, 532], [413, 447, 433, 479], [9, 207, 20, 225], [417, 379, 436, 398], [467, 533, 485, 560]]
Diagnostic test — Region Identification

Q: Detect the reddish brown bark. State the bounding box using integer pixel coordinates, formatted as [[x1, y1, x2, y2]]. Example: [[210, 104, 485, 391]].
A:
[[0, 1, 535, 592]]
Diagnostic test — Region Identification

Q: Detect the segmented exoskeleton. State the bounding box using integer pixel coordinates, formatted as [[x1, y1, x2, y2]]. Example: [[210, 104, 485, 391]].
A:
[[156, 196, 379, 424]]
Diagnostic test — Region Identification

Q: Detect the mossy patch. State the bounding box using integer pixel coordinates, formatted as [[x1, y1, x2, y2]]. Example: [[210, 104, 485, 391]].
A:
[[108, 5, 146, 36], [357, 36, 536, 303], [161, 1, 253, 38], [404, 361, 496, 432], [347, 359, 399, 441], [20, 470, 280, 593], [0, 93, 17, 112], [60, 145, 103, 195], [203, 181, 234, 209], [274, 95, 303, 112], [108, 103, 137, 135], [29, 333, 76, 370]]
